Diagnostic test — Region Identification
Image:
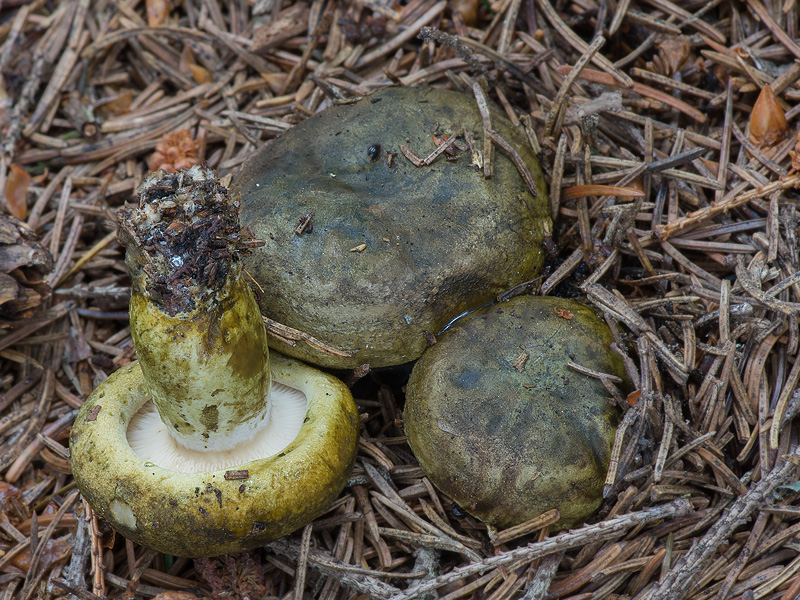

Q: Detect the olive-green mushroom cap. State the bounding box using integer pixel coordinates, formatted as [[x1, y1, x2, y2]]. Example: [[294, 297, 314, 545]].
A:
[[69, 354, 359, 557], [404, 296, 625, 529], [230, 86, 551, 369]]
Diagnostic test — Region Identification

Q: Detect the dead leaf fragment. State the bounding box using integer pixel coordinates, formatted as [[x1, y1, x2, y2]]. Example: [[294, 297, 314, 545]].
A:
[[98, 90, 133, 118], [153, 592, 202, 600], [0, 273, 16, 305], [749, 85, 787, 148], [86, 405, 101, 421], [655, 36, 691, 76], [188, 63, 213, 84], [700, 158, 719, 178], [450, 0, 480, 26], [0, 481, 21, 510], [5, 164, 31, 220], [0, 84, 10, 121], [627, 177, 644, 193], [789, 131, 800, 173], [554, 307, 574, 320], [12, 537, 71, 572], [146, 0, 170, 27], [511, 348, 529, 372], [180, 45, 213, 85]]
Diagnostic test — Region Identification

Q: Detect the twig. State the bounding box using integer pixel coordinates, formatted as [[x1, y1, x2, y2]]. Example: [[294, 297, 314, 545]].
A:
[[746, 0, 800, 60], [418, 26, 491, 81], [521, 552, 564, 600], [567, 359, 625, 385], [269, 539, 402, 600], [545, 35, 606, 139], [357, 2, 447, 68], [450, 34, 542, 89], [646, 446, 800, 600], [21, 490, 80, 600], [0, 370, 54, 475], [486, 129, 539, 198], [472, 81, 494, 179], [541, 246, 581, 296], [263, 316, 357, 357], [733, 255, 800, 315], [379, 527, 478, 559], [52, 580, 104, 600], [653, 174, 800, 240], [388, 500, 692, 600], [490, 509, 560, 546], [556, 67, 706, 123], [293, 524, 313, 600], [6, 408, 78, 483], [399, 135, 458, 167], [771, 373, 800, 449], [537, 0, 632, 88]]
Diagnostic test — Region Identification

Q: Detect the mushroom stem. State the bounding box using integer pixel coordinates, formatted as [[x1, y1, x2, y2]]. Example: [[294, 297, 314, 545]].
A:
[[118, 166, 270, 453]]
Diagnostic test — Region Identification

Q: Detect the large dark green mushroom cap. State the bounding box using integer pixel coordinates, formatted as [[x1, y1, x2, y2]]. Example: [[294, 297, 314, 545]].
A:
[[404, 296, 625, 529], [230, 86, 551, 369]]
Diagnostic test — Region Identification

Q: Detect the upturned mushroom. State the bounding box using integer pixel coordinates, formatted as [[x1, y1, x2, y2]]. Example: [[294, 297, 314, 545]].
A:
[[230, 86, 551, 369], [69, 166, 360, 557], [404, 295, 625, 528]]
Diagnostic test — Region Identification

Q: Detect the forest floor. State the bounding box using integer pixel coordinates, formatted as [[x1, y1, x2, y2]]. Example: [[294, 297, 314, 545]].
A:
[[2, 0, 800, 599]]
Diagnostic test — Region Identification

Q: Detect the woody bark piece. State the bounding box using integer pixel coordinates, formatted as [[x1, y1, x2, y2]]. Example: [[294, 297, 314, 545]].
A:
[[251, 3, 310, 54], [0, 214, 53, 321]]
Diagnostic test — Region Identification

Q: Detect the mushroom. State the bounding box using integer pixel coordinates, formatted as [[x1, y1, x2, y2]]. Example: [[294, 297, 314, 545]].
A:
[[229, 86, 551, 369], [403, 295, 625, 528], [69, 166, 360, 557]]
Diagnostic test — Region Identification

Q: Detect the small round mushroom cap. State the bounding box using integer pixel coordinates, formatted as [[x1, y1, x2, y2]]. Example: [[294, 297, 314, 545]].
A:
[[69, 354, 359, 557], [230, 86, 551, 369], [404, 296, 624, 529]]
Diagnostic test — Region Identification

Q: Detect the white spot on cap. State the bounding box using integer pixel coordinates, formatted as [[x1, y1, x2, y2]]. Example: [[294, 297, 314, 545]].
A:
[[110, 498, 136, 529]]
